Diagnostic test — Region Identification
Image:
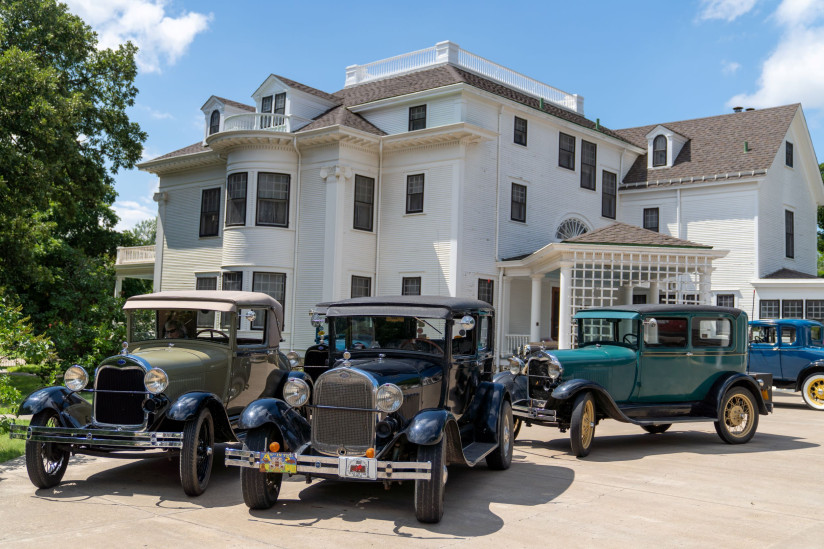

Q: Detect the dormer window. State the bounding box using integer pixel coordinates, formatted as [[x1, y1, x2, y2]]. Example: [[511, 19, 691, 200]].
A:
[[209, 110, 220, 135], [652, 135, 667, 167], [274, 93, 286, 115]]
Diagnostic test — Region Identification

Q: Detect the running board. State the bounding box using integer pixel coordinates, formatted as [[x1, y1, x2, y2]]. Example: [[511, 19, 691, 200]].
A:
[[462, 442, 497, 466]]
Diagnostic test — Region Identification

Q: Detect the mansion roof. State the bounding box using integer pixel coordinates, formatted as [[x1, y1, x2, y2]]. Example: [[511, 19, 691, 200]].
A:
[[563, 222, 711, 249], [616, 104, 799, 188]]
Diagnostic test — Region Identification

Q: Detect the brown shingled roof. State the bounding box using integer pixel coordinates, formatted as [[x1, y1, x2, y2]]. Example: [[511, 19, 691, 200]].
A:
[[149, 141, 211, 162], [763, 268, 819, 279], [298, 105, 386, 135], [616, 104, 799, 186], [334, 65, 629, 143], [565, 222, 711, 248], [273, 75, 341, 103], [214, 96, 255, 112]]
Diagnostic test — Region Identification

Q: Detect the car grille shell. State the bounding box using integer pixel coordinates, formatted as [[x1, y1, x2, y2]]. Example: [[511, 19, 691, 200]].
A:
[[312, 369, 375, 456], [94, 366, 146, 426], [527, 357, 554, 402]]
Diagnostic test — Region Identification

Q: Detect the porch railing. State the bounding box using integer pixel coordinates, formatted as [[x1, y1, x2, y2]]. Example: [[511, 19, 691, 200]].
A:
[[503, 334, 530, 356], [222, 113, 311, 133], [116, 245, 155, 265]]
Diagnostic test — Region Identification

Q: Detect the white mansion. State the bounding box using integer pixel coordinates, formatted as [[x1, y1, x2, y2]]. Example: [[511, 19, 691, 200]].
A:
[[131, 41, 824, 354]]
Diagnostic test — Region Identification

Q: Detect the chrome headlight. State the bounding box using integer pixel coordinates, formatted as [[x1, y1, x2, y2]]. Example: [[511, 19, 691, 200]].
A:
[[508, 356, 525, 376], [286, 351, 300, 368], [545, 353, 563, 380], [376, 383, 403, 412], [284, 378, 310, 407], [64, 365, 88, 392], [144, 368, 169, 394]]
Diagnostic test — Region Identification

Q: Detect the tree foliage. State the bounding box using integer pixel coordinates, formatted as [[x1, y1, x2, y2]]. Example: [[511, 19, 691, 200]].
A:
[[0, 1, 146, 365], [123, 217, 157, 246]]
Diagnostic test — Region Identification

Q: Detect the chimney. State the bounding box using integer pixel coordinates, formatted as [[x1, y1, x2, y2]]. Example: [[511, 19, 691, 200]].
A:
[[733, 106, 743, 113]]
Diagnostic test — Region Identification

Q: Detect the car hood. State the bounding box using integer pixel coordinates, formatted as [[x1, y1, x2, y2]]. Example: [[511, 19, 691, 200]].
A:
[[550, 345, 637, 368], [341, 357, 440, 390], [113, 345, 229, 371]]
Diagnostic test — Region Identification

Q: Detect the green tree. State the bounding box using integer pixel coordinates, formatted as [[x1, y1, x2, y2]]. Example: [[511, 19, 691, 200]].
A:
[[0, 1, 146, 365], [123, 217, 157, 246]]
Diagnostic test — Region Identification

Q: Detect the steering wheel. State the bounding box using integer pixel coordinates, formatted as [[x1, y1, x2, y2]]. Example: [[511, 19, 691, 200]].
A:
[[197, 328, 229, 341], [623, 333, 639, 345], [399, 338, 444, 354]]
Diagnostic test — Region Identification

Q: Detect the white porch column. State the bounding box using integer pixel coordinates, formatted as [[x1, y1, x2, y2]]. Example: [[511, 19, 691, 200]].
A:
[[559, 262, 573, 349], [699, 268, 712, 304], [320, 165, 352, 302], [650, 282, 660, 304], [530, 275, 542, 342], [114, 276, 123, 298], [502, 276, 512, 353]]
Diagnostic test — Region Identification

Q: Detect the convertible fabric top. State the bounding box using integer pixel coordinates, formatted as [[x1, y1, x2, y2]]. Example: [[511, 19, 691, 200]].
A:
[[124, 291, 284, 343], [325, 295, 492, 319]]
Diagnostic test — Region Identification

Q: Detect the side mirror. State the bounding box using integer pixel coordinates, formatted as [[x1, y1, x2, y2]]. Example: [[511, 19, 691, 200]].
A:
[[244, 310, 257, 324], [460, 315, 476, 331], [310, 313, 324, 328]]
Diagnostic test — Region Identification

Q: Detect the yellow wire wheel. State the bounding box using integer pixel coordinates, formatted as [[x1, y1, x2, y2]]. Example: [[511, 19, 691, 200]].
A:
[[570, 392, 596, 457], [801, 374, 824, 411], [715, 386, 759, 444]]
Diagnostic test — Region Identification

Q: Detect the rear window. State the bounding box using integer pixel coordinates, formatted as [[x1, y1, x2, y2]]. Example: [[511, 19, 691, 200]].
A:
[[692, 317, 732, 348], [644, 317, 687, 348]]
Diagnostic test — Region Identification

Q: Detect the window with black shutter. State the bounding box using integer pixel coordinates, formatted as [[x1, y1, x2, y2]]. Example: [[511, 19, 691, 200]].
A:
[[199, 188, 220, 237]]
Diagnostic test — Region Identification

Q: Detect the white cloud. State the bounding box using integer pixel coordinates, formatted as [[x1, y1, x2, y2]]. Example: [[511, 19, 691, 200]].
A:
[[114, 180, 159, 231], [138, 104, 174, 120], [722, 60, 741, 75], [699, 0, 759, 21], [728, 1, 824, 109], [63, 0, 212, 73]]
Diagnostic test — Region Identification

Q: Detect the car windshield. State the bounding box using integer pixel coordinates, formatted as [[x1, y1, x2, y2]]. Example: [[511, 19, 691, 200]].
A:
[[129, 308, 249, 345], [331, 315, 447, 356], [578, 317, 640, 348]]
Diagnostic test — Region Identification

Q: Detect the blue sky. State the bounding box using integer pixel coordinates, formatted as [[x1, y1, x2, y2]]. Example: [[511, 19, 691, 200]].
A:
[[62, 0, 824, 229]]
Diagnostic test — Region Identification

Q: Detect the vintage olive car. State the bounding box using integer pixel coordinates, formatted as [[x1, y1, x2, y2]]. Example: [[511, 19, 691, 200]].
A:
[[12, 291, 305, 496], [495, 305, 773, 457], [225, 296, 513, 523]]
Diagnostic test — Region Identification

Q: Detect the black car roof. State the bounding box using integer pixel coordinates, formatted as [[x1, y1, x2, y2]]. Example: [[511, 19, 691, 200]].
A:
[[325, 295, 492, 317], [585, 304, 744, 318]]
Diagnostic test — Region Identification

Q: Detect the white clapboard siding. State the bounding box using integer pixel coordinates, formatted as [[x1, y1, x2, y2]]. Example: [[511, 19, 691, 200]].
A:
[[358, 94, 461, 135]]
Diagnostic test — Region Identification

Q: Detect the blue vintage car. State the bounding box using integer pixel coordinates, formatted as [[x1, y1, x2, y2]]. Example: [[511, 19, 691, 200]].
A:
[[748, 318, 824, 410]]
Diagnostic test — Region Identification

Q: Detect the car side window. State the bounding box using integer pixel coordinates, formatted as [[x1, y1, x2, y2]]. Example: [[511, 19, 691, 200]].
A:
[[692, 317, 732, 348], [749, 325, 776, 344], [643, 317, 688, 348], [477, 316, 491, 352], [781, 326, 797, 346], [452, 317, 477, 356], [810, 326, 822, 345]]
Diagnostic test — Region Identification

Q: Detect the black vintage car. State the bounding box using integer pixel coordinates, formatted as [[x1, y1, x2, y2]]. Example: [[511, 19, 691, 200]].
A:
[[12, 291, 307, 496], [224, 296, 514, 523]]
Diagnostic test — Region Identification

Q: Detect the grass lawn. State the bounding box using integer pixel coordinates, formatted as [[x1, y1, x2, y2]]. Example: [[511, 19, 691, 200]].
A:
[[0, 374, 49, 415], [0, 418, 29, 464]]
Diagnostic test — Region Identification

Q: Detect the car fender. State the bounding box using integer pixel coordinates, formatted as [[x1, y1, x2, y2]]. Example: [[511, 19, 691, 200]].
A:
[[492, 371, 528, 403], [550, 379, 630, 423], [795, 361, 824, 391], [707, 373, 770, 416], [166, 392, 235, 442], [236, 398, 310, 452], [18, 386, 91, 427], [465, 381, 510, 443], [403, 408, 463, 465]]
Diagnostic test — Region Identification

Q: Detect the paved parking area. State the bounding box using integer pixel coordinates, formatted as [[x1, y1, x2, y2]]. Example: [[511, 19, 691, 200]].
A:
[[1, 392, 821, 548]]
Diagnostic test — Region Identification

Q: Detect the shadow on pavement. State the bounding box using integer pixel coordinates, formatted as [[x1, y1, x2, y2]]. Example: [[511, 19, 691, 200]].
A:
[[245, 459, 574, 538], [27, 444, 243, 510], [514, 426, 818, 463]]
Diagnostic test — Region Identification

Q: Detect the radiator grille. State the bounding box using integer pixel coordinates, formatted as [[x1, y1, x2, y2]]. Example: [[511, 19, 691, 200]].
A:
[[527, 357, 553, 401], [94, 366, 146, 426], [312, 369, 375, 456]]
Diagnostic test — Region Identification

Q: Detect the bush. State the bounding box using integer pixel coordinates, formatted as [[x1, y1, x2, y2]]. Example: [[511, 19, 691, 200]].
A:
[[0, 374, 22, 433]]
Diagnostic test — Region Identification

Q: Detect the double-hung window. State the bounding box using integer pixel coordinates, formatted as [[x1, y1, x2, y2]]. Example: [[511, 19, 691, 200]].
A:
[[511, 183, 527, 222], [786, 141, 794, 167], [354, 175, 374, 231], [559, 132, 575, 170], [409, 105, 426, 131], [653, 135, 667, 167], [514, 116, 527, 146], [602, 171, 616, 219], [402, 277, 421, 295], [643, 207, 659, 232], [256, 172, 289, 227], [351, 276, 372, 298], [406, 174, 424, 213], [581, 140, 596, 189], [478, 279, 494, 305], [226, 173, 247, 226], [209, 110, 220, 135], [786, 210, 794, 258], [252, 272, 286, 329], [199, 188, 220, 237]]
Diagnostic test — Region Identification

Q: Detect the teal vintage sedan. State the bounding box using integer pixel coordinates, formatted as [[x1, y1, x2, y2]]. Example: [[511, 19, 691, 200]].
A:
[[12, 291, 305, 496], [495, 305, 773, 457]]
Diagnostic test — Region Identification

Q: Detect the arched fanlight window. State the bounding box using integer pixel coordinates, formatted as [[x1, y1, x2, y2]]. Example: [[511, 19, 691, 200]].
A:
[[652, 135, 667, 167], [209, 110, 220, 135], [556, 217, 589, 241]]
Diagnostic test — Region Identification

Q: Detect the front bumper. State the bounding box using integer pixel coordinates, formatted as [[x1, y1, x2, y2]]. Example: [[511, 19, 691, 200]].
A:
[[224, 449, 431, 480], [512, 398, 558, 423], [10, 424, 183, 449]]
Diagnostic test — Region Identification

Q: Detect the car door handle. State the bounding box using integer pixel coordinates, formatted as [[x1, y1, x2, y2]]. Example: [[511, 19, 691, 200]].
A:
[[686, 352, 693, 356]]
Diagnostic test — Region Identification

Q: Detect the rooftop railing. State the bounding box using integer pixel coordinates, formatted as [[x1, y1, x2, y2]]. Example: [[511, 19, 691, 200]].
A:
[[345, 41, 583, 114], [222, 113, 312, 134]]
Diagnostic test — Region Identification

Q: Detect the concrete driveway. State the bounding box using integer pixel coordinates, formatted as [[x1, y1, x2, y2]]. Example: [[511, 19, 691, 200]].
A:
[[1, 392, 821, 548]]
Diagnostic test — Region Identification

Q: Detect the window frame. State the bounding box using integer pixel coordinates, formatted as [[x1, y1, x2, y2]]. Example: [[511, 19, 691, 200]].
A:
[[559, 132, 576, 170], [653, 135, 667, 167], [786, 141, 794, 168], [273, 93, 286, 115], [255, 172, 290, 228], [602, 170, 617, 219], [785, 209, 794, 258], [408, 105, 426, 131], [252, 271, 286, 330], [643, 207, 659, 232], [351, 275, 372, 298], [511, 182, 527, 223], [199, 187, 221, 237], [402, 276, 422, 296], [209, 110, 220, 135], [406, 174, 425, 214], [782, 299, 803, 318], [226, 172, 248, 226], [514, 116, 528, 146], [760, 299, 780, 319], [478, 279, 494, 305], [580, 140, 596, 190], [353, 175, 375, 231], [716, 294, 735, 308], [222, 271, 243, 291]]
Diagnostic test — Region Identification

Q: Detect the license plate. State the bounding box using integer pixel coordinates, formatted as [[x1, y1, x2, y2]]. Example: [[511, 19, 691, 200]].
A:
[[338, 457, 377, 480], [260, 452, 297, 474]]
